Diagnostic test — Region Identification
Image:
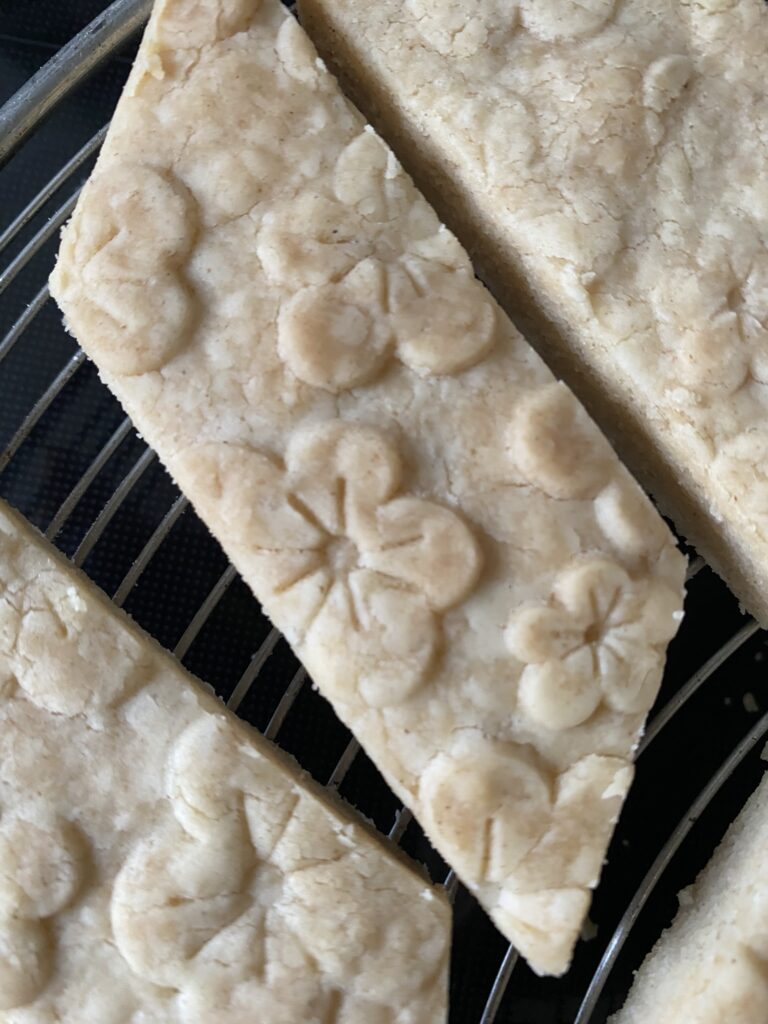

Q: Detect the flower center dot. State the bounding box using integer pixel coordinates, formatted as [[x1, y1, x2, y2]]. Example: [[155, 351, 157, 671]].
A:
[[326, 537, 359, 575], [584, 623, 603, 645]]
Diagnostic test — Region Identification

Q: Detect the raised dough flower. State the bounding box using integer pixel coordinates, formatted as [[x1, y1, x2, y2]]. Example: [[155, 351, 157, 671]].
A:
[[653, 264, 751, 399], [0, 817, 83, 1011], [173, 421, 482, 707], [263, 128, 497, 394], [111, 718, 264, 990], [112, 717, 450, 1022], [418, 735, 632, 974], [505, 558, 680, 730], [0, 573, 146, 718], [509, 382, 613, 500], [57, 164, 197, 376], [407, 0, 617, 53], [277, 254, 496, 392]]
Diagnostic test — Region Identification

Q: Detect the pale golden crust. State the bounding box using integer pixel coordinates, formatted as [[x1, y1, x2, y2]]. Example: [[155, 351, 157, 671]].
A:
[[611, 774, 768, 1024], [298, 0, 768, 622], [50, 0, 685, 975], [0, 501, 450, 1023]]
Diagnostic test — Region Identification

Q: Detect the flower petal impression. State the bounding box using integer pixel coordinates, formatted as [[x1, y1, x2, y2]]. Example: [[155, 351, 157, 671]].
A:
[[506, 559, 682, 730], [176, 421, 482, 708]]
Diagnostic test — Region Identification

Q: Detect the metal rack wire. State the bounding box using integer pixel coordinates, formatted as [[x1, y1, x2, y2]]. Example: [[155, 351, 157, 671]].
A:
[[1, 3, 766, 1021]]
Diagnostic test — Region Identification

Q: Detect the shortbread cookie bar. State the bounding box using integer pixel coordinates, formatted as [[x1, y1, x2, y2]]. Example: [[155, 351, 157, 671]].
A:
[[50, 0, 685, 975], [612, 772, 768, 1023], [299, 0, 768, 622], [0, 501, 450, 1023]]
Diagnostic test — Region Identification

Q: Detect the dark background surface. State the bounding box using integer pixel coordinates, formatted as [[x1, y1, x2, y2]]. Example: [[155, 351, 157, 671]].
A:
[[1, 4, 767, 1022]]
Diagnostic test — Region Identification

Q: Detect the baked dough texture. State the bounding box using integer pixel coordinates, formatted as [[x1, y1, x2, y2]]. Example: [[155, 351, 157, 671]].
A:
[[611, 772, 768, 1023], [298, 0, 768, 623], [49, 0, 685, 975], [0, 500, 450, 1023]]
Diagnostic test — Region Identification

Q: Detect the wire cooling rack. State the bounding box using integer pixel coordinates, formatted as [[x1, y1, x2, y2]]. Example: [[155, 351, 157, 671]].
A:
[[1, 2, 767, 1021]]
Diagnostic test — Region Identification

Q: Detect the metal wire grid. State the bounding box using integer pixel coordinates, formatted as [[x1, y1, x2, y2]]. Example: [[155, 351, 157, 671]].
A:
[[1, 3, 767, 1021]]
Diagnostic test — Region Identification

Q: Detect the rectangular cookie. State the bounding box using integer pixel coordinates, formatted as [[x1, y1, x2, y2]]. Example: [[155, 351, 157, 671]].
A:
[[49, 0, 685, 975], [0, 500, 450, 1022], [298, 0, 768, 623], [611, 772, 768, 1023]]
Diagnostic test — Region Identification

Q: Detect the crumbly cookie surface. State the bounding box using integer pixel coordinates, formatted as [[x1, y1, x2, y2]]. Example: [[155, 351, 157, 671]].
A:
[[50, 0, 685, 975], [611, 773, 768, 1023], [298, 0, 768, 620], [0, 501, 450, 1023]]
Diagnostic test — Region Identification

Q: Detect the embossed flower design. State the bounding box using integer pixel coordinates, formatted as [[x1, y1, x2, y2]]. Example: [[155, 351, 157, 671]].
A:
[[173, 422, 482, 707], [509, 382, 613, 500], [259, 130, 497, 395], [505, 559, 680, 730], [409, 0, 616, 53], [418, 734, 632, 972], [112, 718, 265, 991], [654, 264, 753, 400], [113, 717, 449, 1021], [277, 254, 496, 393], [0, 572, 146, 718], [55, 164, 196, 376], [654, 226, 768, 402], [0, 817, 83, 1011], [419, 740, 631, 884]]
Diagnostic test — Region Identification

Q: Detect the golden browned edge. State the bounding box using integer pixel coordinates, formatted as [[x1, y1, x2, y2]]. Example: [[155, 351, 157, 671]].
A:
[[0, 499, 450, 902], [299, 1, 765, 623]]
